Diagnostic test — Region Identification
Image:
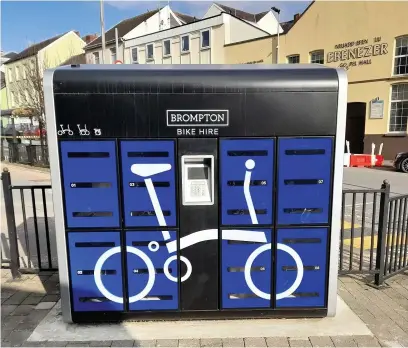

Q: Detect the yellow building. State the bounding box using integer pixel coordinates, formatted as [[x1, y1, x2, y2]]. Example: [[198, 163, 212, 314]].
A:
[[225, 1, 408, 159], [4, 31, 85, 111]]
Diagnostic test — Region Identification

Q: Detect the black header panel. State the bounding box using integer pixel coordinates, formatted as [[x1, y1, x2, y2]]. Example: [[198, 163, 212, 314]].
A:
[[52, 65, 339, 139]]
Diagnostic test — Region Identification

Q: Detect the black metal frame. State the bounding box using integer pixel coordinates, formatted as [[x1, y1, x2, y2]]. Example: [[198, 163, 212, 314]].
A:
[[2, 169, 407, 288]]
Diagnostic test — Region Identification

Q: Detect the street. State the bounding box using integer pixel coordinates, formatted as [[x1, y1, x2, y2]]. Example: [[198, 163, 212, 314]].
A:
[[1, 161, 407, 272]]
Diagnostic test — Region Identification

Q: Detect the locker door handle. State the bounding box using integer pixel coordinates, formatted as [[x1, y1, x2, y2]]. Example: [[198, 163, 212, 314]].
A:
[[285, 149, 325, 155]]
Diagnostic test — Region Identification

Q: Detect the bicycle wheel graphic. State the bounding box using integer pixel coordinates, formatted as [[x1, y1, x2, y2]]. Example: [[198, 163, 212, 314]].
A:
[[94, 246, 156, 304], [244, 243, 304, 300]]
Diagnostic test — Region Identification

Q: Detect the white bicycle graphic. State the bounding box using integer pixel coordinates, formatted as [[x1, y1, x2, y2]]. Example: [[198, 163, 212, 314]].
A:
[[94, 159, 304, 304]]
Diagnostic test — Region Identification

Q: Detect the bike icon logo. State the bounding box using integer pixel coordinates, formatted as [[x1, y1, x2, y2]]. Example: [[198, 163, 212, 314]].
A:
[[94, 128, 102, 136], [57, 124, 74, 136], [77, 124, 90, 136]]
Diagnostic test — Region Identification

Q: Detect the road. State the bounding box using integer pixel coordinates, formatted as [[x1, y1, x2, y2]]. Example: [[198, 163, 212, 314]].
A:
[[1, 162, 407, 271]]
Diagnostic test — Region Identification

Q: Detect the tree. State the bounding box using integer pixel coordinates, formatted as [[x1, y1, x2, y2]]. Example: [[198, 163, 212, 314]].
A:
[[12, 46, 85, 164]]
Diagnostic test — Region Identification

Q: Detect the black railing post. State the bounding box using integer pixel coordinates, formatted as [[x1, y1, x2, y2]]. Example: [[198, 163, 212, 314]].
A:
[[1, 168, 21, 279], [375, 180, 390, 286]]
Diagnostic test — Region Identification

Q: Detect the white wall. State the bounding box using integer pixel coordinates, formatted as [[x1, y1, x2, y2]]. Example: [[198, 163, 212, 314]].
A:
[[85, 42, 124, 64], [123, 6, 181, 41], [257, 11, 283, 35], [203, 3, 223, 18], [227, 15, 269, 45]]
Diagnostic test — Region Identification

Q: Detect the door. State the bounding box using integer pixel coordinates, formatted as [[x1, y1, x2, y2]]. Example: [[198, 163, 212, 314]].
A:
[[346, 102, 366, 154]]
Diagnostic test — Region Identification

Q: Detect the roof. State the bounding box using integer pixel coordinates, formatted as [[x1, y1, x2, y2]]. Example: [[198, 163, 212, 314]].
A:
[[3, 52, 18, 59], [59, 53, 86, 66], [214, 3, 268, 23], [85, 9, 160, 50], [172, 11, 196, 24], [280, 20, 295, 33], [5, 32, 71, 65]]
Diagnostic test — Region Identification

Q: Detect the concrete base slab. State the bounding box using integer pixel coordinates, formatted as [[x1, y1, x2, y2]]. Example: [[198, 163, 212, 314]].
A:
[[28, 296, 372, 342]]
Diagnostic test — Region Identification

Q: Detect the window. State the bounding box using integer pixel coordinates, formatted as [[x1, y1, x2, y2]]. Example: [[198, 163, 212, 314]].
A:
[[201, 30, 210, 49], [15, 66, 20, 80], [110, 48, 117, 63], [287, 55, 300, 64], [181, 35, 190, 53], [146, 44, 154, 60], [163, 40, 171, 56], [310, 50, 324, 64], [13, 91, 19, 106], [24, 90, 30, 104], [394, 36, 408, 75], [131, 48, 138, 64], [389, 84, 408, 132], [93, 52, 100, 64], [8, 68, 13, 82], [22, 65, 27, 79]]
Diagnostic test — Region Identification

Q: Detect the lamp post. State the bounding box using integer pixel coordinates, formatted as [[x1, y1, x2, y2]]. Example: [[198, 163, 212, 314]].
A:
[[271, 7, 281, 64], [100, 0, 106, 63]]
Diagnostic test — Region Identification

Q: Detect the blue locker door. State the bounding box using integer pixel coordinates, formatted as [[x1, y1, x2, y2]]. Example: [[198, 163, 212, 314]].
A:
[[277, 138, 333, 225], [68, 232, 124, 312], [60, 141, 120, 228], [221, 229, 272, 308], [120, 141, 177, 228], [126, 231, 178, 310], [275, 228, 328, 308], [220, 139, 274, 226]]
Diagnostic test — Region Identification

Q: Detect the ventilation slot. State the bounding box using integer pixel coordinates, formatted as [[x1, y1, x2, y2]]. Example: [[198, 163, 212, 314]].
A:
[[284, 179, 324, 185], [77, 269, 116, 275], [283, 208, 322, 214], [285, 149, 325, 156], [70, 182, 111, 188], [75, 242, 115, 248], [227, 209, 267, 215], [227, 150, 268, 157], [79, 297, 110, 303], [227, 180, 267, 186], [73, 211, 113, 217], [227, 240, 264, 245], [132, 241, 167, 247], [282, 238, 321, 244], [141, 295, 173, 301], [282, 266, 320, 271], [133, 268, 171, 274], [227, 266, 265, 272], [128, 152, 169, 158], [129, 181, 170, 188], [130, 210, 171, 217], [292, 292, 319, 298], [68, 152, 110, 158], [228, 293, 260, 299]]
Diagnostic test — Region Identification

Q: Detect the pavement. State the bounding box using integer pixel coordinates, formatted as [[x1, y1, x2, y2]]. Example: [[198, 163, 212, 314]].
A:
[[1, 162, 408, 347]]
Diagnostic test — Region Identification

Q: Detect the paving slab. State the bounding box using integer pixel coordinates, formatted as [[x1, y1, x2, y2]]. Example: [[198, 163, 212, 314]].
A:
[[28, 297, 372, 342]]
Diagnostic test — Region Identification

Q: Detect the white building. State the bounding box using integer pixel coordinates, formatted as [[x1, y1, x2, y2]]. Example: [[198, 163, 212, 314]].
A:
[[84, 6, 194, 64], [123, 3, 279, 65]]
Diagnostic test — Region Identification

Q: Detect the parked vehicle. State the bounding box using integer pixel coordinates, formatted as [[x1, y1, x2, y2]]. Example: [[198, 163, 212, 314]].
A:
[[393, 151, 408, 173]]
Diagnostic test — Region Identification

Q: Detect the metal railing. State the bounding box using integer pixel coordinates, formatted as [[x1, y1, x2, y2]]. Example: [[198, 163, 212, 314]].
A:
[[1, 168, 56, 277], [2, 168, 407, 285]]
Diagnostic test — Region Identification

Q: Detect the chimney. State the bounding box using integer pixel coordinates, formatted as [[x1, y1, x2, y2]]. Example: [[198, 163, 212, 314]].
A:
[[294, 13, 300, 22], [74, 30, 80, 37], [82, 34, 98, 44]]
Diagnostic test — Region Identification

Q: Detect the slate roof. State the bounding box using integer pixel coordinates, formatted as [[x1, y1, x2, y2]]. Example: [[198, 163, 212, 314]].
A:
[[84, 9, 160, 50], [3, 52, 18, 59], [214, 3, 268, 22], [172, 11, 196, 24], [4, 32, 75, 65]]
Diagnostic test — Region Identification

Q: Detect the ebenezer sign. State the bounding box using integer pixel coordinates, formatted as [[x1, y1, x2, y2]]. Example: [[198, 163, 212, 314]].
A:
[[327, 37, 389, 70]]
